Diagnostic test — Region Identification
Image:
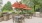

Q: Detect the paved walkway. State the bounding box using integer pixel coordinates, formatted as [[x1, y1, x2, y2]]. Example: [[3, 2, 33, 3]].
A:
[[25, 17, 42, 23], [0, 17, 42, 23]]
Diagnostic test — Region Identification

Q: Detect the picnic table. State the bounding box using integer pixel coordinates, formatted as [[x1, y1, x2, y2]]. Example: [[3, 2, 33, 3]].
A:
[[13, 15, 24, 23]]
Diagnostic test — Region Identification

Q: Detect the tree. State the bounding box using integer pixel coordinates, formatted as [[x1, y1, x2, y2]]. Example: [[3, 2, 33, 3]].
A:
[[2, 1, 13, 12], [21, 0, 34, 13], [37, 0, 42, 12], [21, 0, 42, 12], [33, 0, 42, 12]]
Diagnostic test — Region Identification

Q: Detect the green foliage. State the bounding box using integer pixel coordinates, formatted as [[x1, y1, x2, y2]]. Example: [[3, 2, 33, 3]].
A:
[[21, 0, 34, 8], [34, 0, 42, 12], [2, 1, 13, 12], [35, 5, 40, 10], [21, 0, 42, 12], [38, 0, 42, 4], [12, 8, 22, 14]]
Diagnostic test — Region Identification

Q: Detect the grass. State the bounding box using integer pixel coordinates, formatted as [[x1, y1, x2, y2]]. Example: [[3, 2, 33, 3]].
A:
[[2, 10, 14, 12]]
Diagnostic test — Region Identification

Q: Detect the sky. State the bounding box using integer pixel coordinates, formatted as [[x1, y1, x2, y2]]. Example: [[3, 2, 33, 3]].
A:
[[2, 0, 21, 6]]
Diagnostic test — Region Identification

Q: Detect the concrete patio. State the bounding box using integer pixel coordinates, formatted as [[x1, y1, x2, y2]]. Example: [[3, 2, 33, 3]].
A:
[[0, 17, 42, 23]]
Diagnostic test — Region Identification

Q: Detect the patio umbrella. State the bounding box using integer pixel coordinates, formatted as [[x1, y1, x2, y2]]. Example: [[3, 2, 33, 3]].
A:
[[12, 2, 32, 10]]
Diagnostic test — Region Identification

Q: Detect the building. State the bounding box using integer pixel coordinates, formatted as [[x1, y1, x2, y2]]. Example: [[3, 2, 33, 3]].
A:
[[0, 0, 2, 12]]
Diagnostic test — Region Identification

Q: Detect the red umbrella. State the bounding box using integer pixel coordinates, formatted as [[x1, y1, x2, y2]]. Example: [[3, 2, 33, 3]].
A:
[[20, 4, 31, 10], [12, 2, 32, 10], [23, 8, 31, 10], [12, 2, 20, 8], [20, 4, 27, 8]]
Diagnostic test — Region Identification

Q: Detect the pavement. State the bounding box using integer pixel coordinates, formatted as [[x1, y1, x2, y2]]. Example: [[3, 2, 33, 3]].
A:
[[0, 17, 42, 23]]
